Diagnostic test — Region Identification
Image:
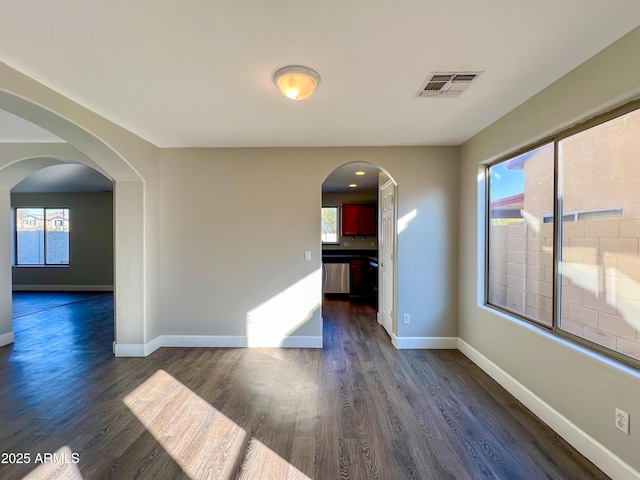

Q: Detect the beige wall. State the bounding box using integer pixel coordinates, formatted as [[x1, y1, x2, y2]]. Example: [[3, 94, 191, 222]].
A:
[[159, 146, 459, 341], [460, 26, 640, 475]]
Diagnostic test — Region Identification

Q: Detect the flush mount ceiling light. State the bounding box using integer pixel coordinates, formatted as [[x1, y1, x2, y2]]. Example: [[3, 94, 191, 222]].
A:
[[273, 66, 321, 100], [355, 171, 365, 176], [349, 184, 357, 188]]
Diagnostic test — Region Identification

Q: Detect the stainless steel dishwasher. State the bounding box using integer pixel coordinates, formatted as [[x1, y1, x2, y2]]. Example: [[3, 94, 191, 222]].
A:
[[323, 262, 350, 293]]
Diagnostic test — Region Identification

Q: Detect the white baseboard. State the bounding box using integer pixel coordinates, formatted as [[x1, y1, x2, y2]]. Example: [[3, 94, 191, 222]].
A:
[[145, 336, 163, 356], [115, 334, 323, 357], [160, 335, 248, 349], [0, 331, 15, 347], [12, 284, 114, 292], [391, 334, 458, 349], [113, 342, 146, 357], [114, 337, 165, 357], [458, 339, 640, 480]]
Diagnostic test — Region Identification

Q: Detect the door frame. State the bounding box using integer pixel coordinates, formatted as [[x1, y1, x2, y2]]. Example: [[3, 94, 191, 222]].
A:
[[378, 178, 397, 338], [320, 161, 398, 342]]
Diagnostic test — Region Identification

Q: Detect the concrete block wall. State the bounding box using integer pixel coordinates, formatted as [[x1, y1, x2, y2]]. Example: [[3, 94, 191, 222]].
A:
[[489, 218, 640, 361]]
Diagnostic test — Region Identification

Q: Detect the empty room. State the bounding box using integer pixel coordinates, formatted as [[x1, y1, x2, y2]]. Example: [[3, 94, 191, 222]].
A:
[[1, 2, 639, 479]]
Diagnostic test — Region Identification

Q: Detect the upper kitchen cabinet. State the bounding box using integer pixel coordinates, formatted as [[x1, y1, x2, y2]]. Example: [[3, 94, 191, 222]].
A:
[[359, 205, 376, 235], [342, 204, 377, 236]]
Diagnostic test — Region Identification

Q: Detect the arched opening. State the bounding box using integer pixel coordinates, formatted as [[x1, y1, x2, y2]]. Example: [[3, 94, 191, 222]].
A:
[[8, 160, 115, 358], [0, 79, 149, 356], [321, 161, 397, 340]]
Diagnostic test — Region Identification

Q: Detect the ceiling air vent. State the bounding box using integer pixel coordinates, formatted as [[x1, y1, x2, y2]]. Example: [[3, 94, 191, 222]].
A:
[[417, 71, 482, 98]]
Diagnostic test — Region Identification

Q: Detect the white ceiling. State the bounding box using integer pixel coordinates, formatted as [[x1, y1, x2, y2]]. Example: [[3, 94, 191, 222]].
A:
[[0, 1, 639, 148], [323, 162, 380, 193]]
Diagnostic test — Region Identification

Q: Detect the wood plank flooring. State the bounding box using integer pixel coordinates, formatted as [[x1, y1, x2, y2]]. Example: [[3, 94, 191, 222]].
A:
[[0, 293, 609, 479]]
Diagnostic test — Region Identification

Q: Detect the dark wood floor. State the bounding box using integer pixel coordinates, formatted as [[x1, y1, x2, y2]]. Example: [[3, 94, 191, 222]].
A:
[[0, 293, 608, 480]]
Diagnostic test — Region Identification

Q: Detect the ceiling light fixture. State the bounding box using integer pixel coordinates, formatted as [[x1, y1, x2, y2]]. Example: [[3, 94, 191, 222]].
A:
[[355, 171, 365, 176], [273, 65, 321, 100], [349, 184, 357, 188]]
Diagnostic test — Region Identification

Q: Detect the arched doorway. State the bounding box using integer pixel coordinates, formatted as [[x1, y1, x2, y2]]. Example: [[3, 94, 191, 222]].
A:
[[321, 161, 397, 339], [8, 160, 115, 357], [0, 151, 119, 350], [0, 70, 150, 356]]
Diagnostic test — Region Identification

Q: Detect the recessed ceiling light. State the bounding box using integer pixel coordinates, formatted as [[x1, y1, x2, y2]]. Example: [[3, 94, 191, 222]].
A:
[[355, 171, 365, 176], [349, 184, 357, 188]]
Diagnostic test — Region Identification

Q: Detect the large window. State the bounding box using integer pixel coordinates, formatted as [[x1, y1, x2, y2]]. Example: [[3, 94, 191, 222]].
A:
[[16, 208, 70, 265], [487, 102, 640, 367], [321, 206, 338, 243]]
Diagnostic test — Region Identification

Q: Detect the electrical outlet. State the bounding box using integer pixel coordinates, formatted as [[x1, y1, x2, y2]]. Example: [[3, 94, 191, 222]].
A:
[[403, 314, 410, 324], [615, 408, 630, 434]]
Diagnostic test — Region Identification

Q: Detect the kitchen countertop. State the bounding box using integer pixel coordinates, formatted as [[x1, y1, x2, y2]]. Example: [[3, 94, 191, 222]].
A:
[[322, 251, 378, 263]]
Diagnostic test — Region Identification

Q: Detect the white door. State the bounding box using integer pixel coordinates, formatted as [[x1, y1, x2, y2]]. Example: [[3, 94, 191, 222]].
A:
[[379, 181, 395, 337]]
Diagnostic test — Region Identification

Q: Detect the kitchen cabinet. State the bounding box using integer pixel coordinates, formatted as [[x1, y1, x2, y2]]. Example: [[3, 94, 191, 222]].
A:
[[324, 251, 378, 307], [341, 205, 360, 236], [350, 258, 363, 294], [342, 204, 376, 236]]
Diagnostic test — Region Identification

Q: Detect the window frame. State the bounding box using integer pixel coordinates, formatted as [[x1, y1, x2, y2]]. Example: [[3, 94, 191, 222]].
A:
[[485, 139, 555, 329], [14, 207, 70, 267], [484, 98, 640, 370], [321, 205, 340, 245]]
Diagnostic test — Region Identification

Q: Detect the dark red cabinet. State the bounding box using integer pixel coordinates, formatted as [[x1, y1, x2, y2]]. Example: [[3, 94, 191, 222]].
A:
[[359, 205, 376, 235], [350, 258, 363, 294], [341, 204, 361, 236], [341, 204, 376, 236]]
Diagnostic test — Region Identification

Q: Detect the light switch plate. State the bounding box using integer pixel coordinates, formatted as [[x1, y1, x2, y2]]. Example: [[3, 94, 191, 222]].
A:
[[304, 251, 311, 261]]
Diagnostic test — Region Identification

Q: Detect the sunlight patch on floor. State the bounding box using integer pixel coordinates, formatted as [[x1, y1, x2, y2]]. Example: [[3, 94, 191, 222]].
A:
[[22, 446, 83, 480], [124, 369, 311, 479], [237, 438, 311, 480]]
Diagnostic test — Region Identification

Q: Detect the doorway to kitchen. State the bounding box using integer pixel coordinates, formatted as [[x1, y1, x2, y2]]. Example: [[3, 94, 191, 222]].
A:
[[321, 162, 396, 340]]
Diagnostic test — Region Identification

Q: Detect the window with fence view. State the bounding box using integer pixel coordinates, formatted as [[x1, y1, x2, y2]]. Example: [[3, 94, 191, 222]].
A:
[[487, 104, 640, 366], [16, 208, 70, 265]]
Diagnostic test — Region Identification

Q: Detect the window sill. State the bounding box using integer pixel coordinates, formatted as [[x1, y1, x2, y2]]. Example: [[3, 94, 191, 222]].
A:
[[13, 265, 70, 268], [479, 303, 640, 379]]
